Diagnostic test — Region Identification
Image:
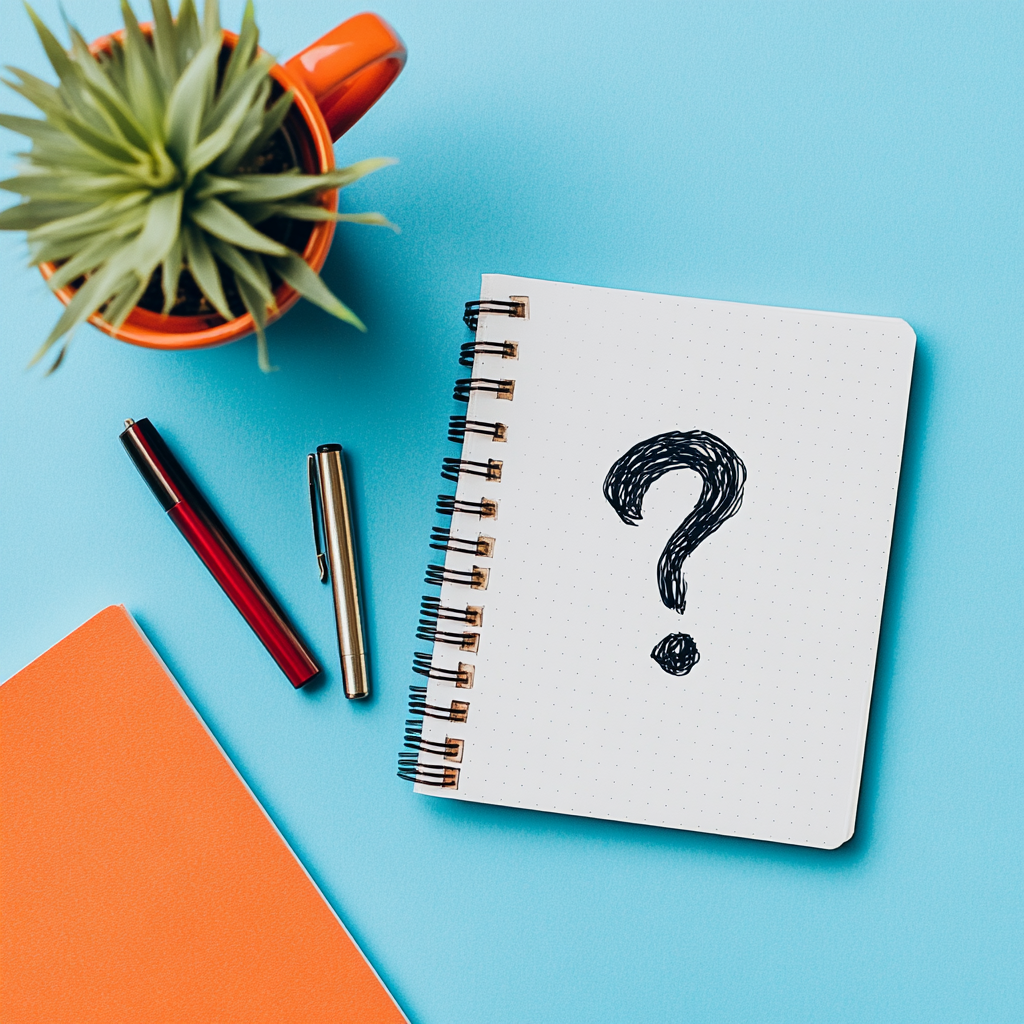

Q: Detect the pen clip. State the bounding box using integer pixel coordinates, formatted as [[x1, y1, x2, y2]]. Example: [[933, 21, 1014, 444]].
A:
[[308, 453, 329, 583]]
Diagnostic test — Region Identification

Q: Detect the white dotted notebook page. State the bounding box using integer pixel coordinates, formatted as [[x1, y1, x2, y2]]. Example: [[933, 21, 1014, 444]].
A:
[[415, 275, 915, 849]]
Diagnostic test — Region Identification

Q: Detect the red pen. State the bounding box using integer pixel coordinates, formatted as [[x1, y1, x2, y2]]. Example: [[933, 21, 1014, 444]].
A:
[[120, 417, 320, 688]]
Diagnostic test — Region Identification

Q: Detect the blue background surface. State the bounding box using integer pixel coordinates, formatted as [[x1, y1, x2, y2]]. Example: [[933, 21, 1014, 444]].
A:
[[1, 2, 1021, 1021]]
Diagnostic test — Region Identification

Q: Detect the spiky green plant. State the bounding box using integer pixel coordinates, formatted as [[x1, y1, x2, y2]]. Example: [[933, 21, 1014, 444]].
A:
[[0, 0, 396, 372]]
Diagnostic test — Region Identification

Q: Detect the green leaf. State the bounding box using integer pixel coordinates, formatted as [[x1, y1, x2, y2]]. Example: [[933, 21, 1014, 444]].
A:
[[175, 0, 202, 71], [205, 51, 273, 137], [131, 188, 184, 275], [190, 197, 289, 254], [324, 157, 398, 188], [46, 231, 128, 289], [267, 252, 366, 331], [164, 35, 221, 169], [65, 25, 151, 150], [220, 0, 257, 96], [0, 173, 146, 201], [0, 113, 64, 143], [182, 222, 231, 319], [187, 75, 269, 178], [210, 79, 270, 175], [254, 203, 399, 230], [121, 1, 166, 137], [161, 232, 183, 313], [42, 340, 69, 374], [101, 269, 149, 328], [24, 6, 77, 87], [31, 258, 126, 362], [149, 0, 179, 86], [233, 270, 276, 372], [0, 199, 92, 230], [26, 192, 149, 244], [202, 0, 221, 43], [207, 235, 273, 306], [226, 89, 293, 172], [226, 159, 397, 203], [191, 173, 242, 200]]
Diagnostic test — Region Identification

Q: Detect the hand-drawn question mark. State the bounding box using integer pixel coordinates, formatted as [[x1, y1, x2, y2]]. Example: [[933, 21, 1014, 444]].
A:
[[603, 430, 747, 675]]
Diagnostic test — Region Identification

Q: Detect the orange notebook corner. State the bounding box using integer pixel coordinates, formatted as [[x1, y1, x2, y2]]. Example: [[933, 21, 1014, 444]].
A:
[[0, 605, 407, 1024]]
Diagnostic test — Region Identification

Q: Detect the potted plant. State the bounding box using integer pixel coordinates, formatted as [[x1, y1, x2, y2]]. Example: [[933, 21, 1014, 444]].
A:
[[0, 0, 405, 371]]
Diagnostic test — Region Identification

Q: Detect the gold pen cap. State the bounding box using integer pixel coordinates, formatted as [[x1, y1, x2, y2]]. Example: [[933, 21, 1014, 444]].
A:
[[309, 445, 369, 699]]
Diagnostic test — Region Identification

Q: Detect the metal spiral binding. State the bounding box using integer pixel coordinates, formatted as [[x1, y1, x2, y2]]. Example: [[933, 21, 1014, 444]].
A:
[[441, 457, 503, 483], [403, 723, 461, 758], [436, 494, 499, 519], [413, 652, 475, 687], [408, 685, 470, 723], [463, 299, 526, 331], [430, 527, 495, 557], [424, 563, 489, 589], [415, 626, 480, 652], [420, 596, 483, 626], [448, 416, 508, 443], [397, 752, 460, 787], [459, 340, 518, 366], [399, 294, 529, 789], [453, 377, 515, 402]]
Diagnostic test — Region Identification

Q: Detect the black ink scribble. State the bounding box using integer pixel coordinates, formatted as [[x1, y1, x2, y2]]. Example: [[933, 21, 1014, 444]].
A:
[[603, 430, 747, 675], [650, 633, 700, 675]]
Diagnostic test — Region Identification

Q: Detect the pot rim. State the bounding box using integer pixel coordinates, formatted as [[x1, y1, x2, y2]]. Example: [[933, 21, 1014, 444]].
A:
[[37, 27, 338, 351]]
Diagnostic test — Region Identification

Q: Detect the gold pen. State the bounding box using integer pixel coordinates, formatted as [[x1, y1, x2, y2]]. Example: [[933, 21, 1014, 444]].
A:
[[308, 445, 369, 698]]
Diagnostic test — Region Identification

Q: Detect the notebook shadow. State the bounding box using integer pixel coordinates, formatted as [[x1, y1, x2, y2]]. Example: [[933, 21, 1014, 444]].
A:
[[417, 338, 932, 872]]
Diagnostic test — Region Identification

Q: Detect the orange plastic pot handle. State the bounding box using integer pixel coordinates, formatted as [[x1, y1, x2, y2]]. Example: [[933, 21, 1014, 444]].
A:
[[284, 12, 406, 142]]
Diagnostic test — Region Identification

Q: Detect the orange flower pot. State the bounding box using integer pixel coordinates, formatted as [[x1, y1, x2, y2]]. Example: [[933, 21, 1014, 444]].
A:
[[38, 13, 406, 351]]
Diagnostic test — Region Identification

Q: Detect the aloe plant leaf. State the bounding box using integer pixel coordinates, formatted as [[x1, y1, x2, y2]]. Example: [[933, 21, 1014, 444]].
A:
[[255, 203, 399, 230], [149, 0, 179, 85], [182, 222, 232, 319], [233, 271, 275, 372], [325, 157, 399, 188], [190, 173, 242, 200], [164, 35, 221, 168], [202, 0, 221, 43], [187, 74, 269, 177], [0, 112, 64, 143], [211, 79, 270, 174], [206, 51, 274, 136], [191, 197, 289, 254], [42, 340, 69, 374], [161, 231, 183, 313], [31, 258, 127, 361], [121, 1, 167, 137], [4, 72, 148, 165], [207, 235, 273, 306], [226, 159, 397, 203], [102, 269, 149, 328], [0, 173, 146, 200], [175, 0, 203, 70], [267, 252, 366, 331], [0, 200, 92, 230], [220, 0, 257, 96], [227, 88, 293, 172], [47, 231, 128, 290], [26, 191, 149, 244], [25, 6, 79, 89], [65, 26, 151, 150]]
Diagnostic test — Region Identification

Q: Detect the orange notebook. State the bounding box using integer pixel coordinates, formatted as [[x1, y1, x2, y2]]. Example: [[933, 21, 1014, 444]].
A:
[[0, 606, 407, 1024]]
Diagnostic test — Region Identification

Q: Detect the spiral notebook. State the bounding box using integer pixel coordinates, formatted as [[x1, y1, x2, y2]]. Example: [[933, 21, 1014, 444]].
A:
[[399, 275, 916, 849]]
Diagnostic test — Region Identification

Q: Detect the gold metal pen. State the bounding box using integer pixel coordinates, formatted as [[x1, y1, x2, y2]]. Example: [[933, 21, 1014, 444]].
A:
[[308, 445, 369, 698]]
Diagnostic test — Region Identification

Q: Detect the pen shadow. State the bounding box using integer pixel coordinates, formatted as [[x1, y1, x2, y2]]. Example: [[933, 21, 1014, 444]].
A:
[[414, 338, 932, 871]]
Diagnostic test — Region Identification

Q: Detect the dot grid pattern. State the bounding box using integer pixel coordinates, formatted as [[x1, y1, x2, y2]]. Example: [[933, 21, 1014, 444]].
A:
[[414, 274, 915, 849]]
